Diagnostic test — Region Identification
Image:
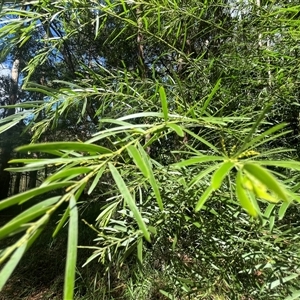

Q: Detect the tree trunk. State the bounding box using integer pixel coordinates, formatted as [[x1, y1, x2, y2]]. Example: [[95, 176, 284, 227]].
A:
[[13, 172, 21, 194], [0, 58, 20, 199], [28, 170, 37, 189], [0, 147, 11, 199]]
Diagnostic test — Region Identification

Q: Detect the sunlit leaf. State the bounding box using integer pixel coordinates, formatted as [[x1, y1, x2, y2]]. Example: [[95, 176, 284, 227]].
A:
[[167, 123, 184, 137], [174, 156, 224, 168], [244, 163, 288, 202], [278, 202, 290, 220], [236, 170, 258, 217], [64, 195, 78, 300], [211, 161, 234, 190], [109, 163, 150, 242], [0, 197, 60, 240], [42, 167, 92, 185], [0, 182, 74, 211], [159, 85, 168, 121], [87, 166, 105, 195], [195, 185, 214, 212], [127, 145, 150, 178], [0, 242, 27, 291], [16, 142, 112, 154]]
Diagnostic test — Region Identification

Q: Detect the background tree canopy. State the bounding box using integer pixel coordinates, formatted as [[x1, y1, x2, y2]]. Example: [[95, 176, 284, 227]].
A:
[[1, 0, 300, 299]]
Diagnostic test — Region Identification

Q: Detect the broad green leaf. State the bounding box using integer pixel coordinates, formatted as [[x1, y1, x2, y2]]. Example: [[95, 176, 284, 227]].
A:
[[109, 163, 150, 242], [0, 242, 27, 291], [167, 123, 184, 137], [0, 182, 74, 211], [211, 161, 234, 190], [174, 156, 224, 168], [16, 142, 112, 154], [64, 196, 78, 300], [0, 197, 60, 239], [159, 86, 168, 121], [195, 185, 214, 212], [127, 145, 150, 178], [244, 163, 288, 202], [236, 170, 258, 217]]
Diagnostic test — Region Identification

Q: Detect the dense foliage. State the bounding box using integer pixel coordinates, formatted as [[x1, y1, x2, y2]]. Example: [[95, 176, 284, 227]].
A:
[[1, 0, 300, 299]]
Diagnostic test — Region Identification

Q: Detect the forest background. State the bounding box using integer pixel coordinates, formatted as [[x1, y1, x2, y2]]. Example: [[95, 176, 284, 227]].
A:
[[1, 0, 300, 299]]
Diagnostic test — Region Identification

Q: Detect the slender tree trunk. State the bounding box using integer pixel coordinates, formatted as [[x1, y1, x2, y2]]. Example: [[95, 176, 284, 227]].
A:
[[28, 170, 37, 189], [14, 172, 21, 194], [0, 58, 20, 200]]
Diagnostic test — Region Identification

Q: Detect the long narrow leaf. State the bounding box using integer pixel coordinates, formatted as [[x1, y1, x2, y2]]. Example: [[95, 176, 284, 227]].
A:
[[64, 195, 78, 300], [16, 142, 112, 154], [0, 197, 60, 239], [0, 243, 27, 291], [0, 182, 74, 211], [109, 163, 150, 242], [244, 163, 288, 202], [159, 86, 168, 121], [195, 185, 214, 212], [211, 161, 234, 190]]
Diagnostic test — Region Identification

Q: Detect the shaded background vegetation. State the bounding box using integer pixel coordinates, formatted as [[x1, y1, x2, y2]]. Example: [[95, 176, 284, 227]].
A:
[[1, 0, 300, 299]]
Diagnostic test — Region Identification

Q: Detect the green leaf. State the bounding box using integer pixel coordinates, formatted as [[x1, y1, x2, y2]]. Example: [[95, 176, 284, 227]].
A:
[[0, 119, 20, 134], [159, 289, 176, 300], [244, 163, 288, 202], [0, 242, 27, 291], [195, 185, 214, 212], [64, 195, 78, 300], [270, 273, 298, 289], [159, 86, 168, 121], [240, 123, 288, 155], [167, 123, 184, 137], [87, 166, 105, 195], [200, 78, 221, 116], [0, 182, 74, 211], [211, 161, 234, 190], [174, 156, 224, 168], [137, 238, 143, 264], [53, 207, 70, 238], [0, 197, 60, 240], [187, 163, 222, 191], [16, 142, 112, 154], [137, 143, 163, 211], [236, 170, 258, 217], [183, 128, 221, 154], [42, 167, 92, 185], [284, 290, 300, 300], [127, 145, 150, 178], [278, 202, 290, 220], [109, 163, 150, 242]]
